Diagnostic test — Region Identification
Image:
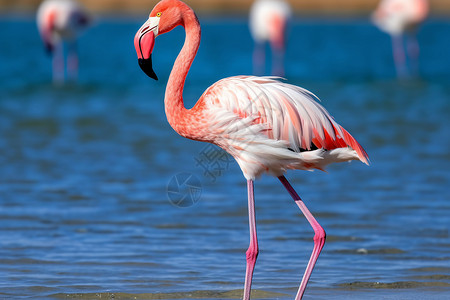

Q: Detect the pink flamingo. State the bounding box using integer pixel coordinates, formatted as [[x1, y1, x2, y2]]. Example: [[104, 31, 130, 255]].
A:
[[372, 0, 429, 77], [134, 0, 369, 299], [249, 0, 291, 76], [37, 0, 90, 83]]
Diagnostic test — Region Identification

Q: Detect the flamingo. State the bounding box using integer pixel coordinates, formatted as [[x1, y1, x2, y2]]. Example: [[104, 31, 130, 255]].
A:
[[372, 0, 429, 77], [134, 0, 369, 299], [249, 0, 291, 76], [36, 0, 90, 83]]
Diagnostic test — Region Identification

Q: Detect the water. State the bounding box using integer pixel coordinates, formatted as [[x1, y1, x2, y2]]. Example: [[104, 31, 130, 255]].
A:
[[0, 14, 449, 300]]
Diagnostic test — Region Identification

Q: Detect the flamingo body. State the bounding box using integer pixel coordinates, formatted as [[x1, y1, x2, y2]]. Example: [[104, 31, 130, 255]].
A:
[[249, 0, 291, 46], [249, 0, 291, 76], [134, 1, 369, 299], [372, 0, 428, 35], [37, 0, 89, 82], [193, 76, 368, 179]]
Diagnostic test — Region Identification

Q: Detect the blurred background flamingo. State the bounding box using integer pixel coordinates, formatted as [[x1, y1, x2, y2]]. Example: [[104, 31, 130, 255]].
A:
[[37, 0, 90, 83], [249, 0, 291, 76], [372, 0, 429, 77]]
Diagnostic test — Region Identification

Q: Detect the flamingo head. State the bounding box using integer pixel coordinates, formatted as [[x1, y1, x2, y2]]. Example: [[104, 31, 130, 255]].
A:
[[134, 0, 191, 80]]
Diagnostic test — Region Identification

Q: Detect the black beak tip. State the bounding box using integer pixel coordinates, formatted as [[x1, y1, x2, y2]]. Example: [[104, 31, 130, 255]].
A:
[[138, 57, 158, 81]]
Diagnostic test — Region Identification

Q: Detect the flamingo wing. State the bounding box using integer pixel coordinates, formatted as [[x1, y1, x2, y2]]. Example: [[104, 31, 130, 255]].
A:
[[198, 76, 368, 178]]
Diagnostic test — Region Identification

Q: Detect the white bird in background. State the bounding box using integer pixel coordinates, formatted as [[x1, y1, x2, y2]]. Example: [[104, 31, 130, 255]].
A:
[[372, 0, 429, 77], [249, 0, 291, 76], [37, 0, 90, 83]]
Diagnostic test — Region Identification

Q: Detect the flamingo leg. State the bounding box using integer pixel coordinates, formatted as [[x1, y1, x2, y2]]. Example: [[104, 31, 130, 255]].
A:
[[271, 47, 285, 77], [67, 41, 79, 82], [52, 42, 65, 84], [391, 34, 408, 78], [407, 32, 420, 76], [243, 179, 259, 300], [278, 175, 326, 300], [253, 42, 265, 76]]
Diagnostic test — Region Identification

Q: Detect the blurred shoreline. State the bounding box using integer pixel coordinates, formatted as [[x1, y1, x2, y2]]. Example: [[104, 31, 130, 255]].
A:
[[1, 0, 450, 16]]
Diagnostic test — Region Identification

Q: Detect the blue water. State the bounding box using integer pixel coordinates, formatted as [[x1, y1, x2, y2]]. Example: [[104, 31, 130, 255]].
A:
[[0, 13, 449, 300]]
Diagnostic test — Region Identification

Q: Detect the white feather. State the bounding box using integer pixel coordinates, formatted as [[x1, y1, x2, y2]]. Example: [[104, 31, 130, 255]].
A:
[[200, 76, 364, 179]]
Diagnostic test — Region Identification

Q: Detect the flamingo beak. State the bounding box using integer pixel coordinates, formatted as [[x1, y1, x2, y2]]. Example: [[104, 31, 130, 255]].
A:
[[134, 17, 160, 80]]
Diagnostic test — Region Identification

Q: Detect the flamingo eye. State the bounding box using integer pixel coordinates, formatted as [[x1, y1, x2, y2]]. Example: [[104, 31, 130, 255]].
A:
[[156, 12, 162, 17]]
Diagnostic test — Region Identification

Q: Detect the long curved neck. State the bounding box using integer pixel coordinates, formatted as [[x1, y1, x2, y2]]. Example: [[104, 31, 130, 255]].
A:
[[164, 8, 201, 137]]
